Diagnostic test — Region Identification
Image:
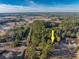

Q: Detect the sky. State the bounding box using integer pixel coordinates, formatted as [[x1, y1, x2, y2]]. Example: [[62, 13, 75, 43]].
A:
[[0, 0, 79, 12]]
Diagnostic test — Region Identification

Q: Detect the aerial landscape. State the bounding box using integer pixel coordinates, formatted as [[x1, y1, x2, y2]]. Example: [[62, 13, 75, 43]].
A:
[[0, 0, 78, 59]]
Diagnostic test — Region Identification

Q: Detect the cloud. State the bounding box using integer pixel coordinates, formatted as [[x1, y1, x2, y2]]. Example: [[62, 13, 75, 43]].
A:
[[0, 4, 79, 13], [29, 1, 36, 6]]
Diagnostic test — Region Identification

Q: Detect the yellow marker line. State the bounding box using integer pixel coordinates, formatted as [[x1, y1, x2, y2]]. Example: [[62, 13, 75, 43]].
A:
[[51, 30, 55, 43]]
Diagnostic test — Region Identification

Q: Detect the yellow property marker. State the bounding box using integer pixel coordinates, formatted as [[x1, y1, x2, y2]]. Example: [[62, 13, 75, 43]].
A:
[[51, 30, 55, 43]]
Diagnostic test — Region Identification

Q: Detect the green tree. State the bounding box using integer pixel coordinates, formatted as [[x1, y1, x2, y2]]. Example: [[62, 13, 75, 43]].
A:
[[30, 20, 46, 47], [25, 46, 35, 59]]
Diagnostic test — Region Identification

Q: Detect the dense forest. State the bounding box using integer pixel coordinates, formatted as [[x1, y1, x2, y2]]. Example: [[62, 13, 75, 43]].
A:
[[24, 16, 79, 59], [0, 16, 79, 59]]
